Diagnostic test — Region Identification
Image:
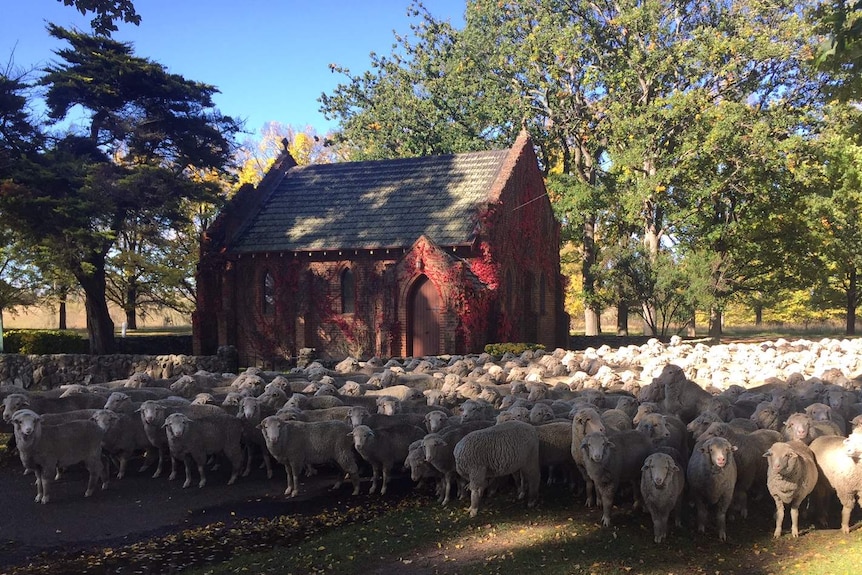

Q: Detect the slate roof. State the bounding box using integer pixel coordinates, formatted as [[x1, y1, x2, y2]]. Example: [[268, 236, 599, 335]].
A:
[[230, 149, 511, 253]]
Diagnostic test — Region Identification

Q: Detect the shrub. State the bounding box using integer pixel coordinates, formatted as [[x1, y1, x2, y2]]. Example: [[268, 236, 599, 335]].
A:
[[483, 342, 545, 357], [3, 329, 89, 354]]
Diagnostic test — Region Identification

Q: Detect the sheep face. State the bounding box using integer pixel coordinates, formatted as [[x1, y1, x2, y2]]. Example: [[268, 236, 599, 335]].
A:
[[804, 403, 832, 422], [138, 402, 166, 426], [642, 453, 678, 489], [350, 425, 374, 451], [701, 437, 736, 469], [422, 435, 446, 462], [3, 394, 29, 423], [573, 409, 606, 436], [843, 434, 862, 459], [163, 413, 190, 439], [347, 407, 369, 427], [751, 403, 779, 429], [763, 443, 799, 476], [636, 414, 671, 442], [91, 409, 119, 433], [10, 409, 41, 439], [104, 392, 131, 411], [191, 393, 215, 405], [581, 432, 612, 464], [425, 411, 448, 433], [238, 397, 260, 421], [258, 416, 283, 444], [221, 392, 244, 407], [340, 382, 362, 396], [377, 398, 399, 416], [784, 414, 811, 442]]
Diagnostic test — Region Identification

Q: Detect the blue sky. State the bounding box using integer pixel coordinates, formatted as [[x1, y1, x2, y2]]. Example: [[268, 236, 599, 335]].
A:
[[1, 0, 467, 140]]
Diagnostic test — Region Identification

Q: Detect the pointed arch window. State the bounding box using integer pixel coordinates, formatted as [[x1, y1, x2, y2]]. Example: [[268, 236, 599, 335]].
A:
[[263, 271, 275, 316], [341, 268, 355, 314]]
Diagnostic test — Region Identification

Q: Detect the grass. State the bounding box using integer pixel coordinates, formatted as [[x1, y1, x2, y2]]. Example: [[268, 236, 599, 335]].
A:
[[183, 483, 862, 575]]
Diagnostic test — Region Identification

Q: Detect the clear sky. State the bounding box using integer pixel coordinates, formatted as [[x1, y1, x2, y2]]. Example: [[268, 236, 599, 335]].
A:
[[1, 0, 467, 140]]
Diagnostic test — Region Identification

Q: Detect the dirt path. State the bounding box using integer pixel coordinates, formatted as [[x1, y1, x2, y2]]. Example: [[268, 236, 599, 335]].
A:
[[0, 453, 341, 570]]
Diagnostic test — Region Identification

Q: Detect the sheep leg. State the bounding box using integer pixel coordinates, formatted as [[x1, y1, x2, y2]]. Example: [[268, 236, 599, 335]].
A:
[[773, 498, 785, 538], [182, 456, 195, 489], [262, 451, 273, 479], [38, 469, 51, 504], [289, 463, 302, 497], [117, 456, 128, 480], [841, 503, 854, 534], [242, 445, 253, 477], [369, 464, 381, 494], [598, 484, 615, 527], [467, 471, 487, 517], [196, 461, 208, 488], [441, 472, 453, 506], [717, 497, 731, 542], [85, 457, 103, 497], [282, 463, 293, 496], [695, 499, 708, 534], [34, 468, 46, 503], [789, 504, 802, 537], [652, 510, 669, 543], [152, 447, 166, 479], [380, 465, 390, 495]]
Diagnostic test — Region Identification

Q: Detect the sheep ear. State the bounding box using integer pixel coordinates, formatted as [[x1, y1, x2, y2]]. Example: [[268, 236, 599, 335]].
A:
[[641, 463, 649, 472], [699, 444, 708, 454], [763, 450, 771, 458], [671, 463, 679, 472], [731, 445, 738, 452]]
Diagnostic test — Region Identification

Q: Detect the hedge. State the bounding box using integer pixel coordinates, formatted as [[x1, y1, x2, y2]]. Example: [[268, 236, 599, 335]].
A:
[[2, 329, 89, 355]]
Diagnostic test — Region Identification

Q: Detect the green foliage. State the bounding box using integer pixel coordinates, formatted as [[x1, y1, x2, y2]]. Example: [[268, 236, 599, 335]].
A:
[[3, 329, 88, 354], [59, 0, 141, 36], [483, 342, 545, 357]]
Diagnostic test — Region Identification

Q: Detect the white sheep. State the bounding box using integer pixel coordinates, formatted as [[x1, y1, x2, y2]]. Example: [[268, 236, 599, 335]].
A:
[[258, 416, 360, 497], [422, 420, 493, 505], [809, 434, 862, 533], [640, 452, 685, 543], [90, 409, 153, 479], [580, 429, 653, 527], [350, 422, 427, 495], [453, 420, 541, 517], [10, 409, 106, 503], [687, 436, 737, 541], [163, 412, 243, 488], [763, 441, 819, 538], [570, 406, 608, 507]]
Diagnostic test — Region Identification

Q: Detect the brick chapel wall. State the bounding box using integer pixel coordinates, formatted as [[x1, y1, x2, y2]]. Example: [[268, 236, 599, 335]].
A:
[[483, 139, 562, 350]]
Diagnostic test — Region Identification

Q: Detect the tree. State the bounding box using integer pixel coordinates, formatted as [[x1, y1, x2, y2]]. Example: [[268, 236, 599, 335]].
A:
[[0, 26, 239, 353], [235, 122, 339, 187], [58, 0, 141, 35]]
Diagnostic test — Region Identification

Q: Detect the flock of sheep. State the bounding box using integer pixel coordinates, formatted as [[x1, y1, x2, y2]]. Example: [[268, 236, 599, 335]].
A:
[[2, 335, 862, 544]]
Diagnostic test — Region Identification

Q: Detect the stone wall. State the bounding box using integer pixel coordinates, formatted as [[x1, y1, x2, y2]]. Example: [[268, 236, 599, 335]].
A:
[[0, 346, 238, 391]]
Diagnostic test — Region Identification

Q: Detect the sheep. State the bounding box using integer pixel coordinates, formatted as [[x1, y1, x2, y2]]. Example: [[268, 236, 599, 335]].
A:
[[453, 420, 541, 517], [632, 402, 662, 426], [404, 439, 443, 497], [659, 364, 712, 423], [696, 422, 782, 519], [750, 401, 782, 431], [782, 412, 842, 445], [763, 441, 819, 538], [349, 423, 427, 495], [640, 452, 685, 543], [459, 398, 497, 423], [424, 410, 460, 433], [686, 411, 757, 440], [809, 434, 862, 533], [284, 393, 344, 411], [10, 409, 106, 503], [163, 412, 244, 488], [2, 392, 106, 423], [804, 402, 847, 435], [258, 417, 360, 497], [580, 429, 653, 527], [275, 405, 353, 423], [137, 401, 226, 479], [345, 406, 425, 430], [422, 420, 493, 505], [636, 412, 689, 461], [686, 436, 738, 542], [535, 421, 577, 486], [90, 409, 153, 479], [570, 406, 608, 507], [236, 396, 276, 478]]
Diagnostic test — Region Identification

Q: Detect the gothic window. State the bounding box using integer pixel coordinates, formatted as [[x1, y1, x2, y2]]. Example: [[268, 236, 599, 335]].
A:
[[263, 271, 275, 316], [341, 268, 355, 314]]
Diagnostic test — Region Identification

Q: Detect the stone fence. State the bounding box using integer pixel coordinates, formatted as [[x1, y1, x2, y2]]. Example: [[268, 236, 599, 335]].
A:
[[0, 346, 238, 391]]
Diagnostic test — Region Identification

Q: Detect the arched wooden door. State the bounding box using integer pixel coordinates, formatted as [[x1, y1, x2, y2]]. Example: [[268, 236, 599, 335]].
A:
[[409, 275, 441, 357]]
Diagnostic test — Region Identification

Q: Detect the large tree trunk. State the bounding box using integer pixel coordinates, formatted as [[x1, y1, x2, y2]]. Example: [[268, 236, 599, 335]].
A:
[[125, 281, 138, 330], [616, 301, 629, 336], [754, 303, 763, 326], [847, 268, 857, 336], [708, 306, 722, 340], [76, 262, 115, 354], [58, 298, 67, 330], [583, 214, 600, 336]]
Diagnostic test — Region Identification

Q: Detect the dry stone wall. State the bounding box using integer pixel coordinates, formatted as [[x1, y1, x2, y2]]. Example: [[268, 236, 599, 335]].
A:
[[0, 346, 237, 391]]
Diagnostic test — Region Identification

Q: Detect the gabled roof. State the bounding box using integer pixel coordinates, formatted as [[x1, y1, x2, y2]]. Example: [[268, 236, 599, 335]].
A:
[[230, 148, 511, 253]]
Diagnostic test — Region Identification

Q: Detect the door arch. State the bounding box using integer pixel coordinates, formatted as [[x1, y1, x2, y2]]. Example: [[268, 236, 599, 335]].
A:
[[408, 275, 441, 357]]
